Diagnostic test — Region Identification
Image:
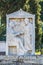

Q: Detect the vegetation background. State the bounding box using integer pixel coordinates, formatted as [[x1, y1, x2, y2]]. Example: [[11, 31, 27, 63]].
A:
[[0, 0, 43, 54]]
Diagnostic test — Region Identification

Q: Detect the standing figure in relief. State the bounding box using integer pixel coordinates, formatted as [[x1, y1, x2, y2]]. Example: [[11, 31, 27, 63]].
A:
[[9, 21, 15, 34], [24, 18, 32, 51]]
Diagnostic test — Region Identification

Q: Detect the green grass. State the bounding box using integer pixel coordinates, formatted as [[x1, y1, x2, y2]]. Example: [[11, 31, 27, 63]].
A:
[[35, 51, 41, 55], [35, 49, 43, 55]]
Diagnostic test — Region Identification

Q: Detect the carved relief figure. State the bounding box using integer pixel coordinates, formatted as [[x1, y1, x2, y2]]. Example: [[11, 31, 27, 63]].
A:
[[9, 18, 32, 55], [24, 18, 32, 51]]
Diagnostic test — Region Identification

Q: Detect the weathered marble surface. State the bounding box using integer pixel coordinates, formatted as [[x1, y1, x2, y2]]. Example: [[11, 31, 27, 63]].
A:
[[6, 9, 35, 55], [8, 18, 33, 55]]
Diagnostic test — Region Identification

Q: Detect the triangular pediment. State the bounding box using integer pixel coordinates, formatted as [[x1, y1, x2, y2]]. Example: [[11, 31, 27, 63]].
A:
[[6, 9, 35, 18]]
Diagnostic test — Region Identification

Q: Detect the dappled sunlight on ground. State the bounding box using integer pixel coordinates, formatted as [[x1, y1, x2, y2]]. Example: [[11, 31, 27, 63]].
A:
[[35, 51, 41, 55]]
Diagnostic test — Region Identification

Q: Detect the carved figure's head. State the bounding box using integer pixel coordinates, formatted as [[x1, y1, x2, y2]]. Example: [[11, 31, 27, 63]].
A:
[[25, 18, 29, 25]]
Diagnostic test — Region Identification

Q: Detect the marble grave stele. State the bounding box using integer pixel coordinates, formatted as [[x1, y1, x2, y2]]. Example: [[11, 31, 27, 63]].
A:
[[6, 9, 35, 55]]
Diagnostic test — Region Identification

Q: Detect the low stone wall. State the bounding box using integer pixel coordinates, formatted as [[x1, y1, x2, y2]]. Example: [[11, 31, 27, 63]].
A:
[[0, 41, 6, 55], [0, 55, 43, 64]]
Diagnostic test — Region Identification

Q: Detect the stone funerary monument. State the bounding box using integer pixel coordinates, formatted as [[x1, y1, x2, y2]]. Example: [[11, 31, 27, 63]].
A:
[[6, 9, 35, 55]]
